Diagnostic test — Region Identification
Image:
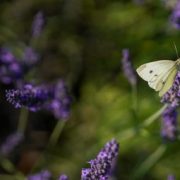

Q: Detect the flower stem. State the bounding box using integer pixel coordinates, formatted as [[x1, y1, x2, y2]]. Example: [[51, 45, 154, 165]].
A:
[[0, 156, 25, 179], [141, 104, 167, 128], [30, 120, 66, 172], [17, 108, 29, 134], [132, 84, 138, 113], [116, 104, 167, 141], [131, 144, 166, 179], [48, 120, 66, 147]]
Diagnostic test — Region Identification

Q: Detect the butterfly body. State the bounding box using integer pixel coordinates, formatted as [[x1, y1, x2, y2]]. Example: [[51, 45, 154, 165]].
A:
[[136, 59, 179, 96]]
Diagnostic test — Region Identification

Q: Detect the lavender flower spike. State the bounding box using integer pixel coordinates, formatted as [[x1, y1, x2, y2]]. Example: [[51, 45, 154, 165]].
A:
[[58, 174, 69, 180], [27, 170, 52, 180], [32, 11, 45, 38], [168, 174, 176, 180], [170, 1, 180, 29], [121, 49, 137, 86], [161, 71, 180, 108], [6, 80, 72, 119], [81, 139, 119, 180], [0, 132, 23, 156], [161, 106, 177, 141]]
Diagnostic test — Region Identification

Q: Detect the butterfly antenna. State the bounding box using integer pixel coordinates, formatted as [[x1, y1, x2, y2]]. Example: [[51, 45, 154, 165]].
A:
[[173, 42, 179, 58]]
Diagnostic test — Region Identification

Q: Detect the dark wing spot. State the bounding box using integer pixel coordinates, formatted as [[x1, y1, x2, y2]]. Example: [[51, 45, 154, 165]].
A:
[[162, 81, 165, 85], [149, 70, 153, 74], [154, 74, 158, 77]]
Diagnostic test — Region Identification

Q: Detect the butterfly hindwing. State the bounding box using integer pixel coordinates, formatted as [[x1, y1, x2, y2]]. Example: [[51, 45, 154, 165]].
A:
[[159, 67, 177, 96]]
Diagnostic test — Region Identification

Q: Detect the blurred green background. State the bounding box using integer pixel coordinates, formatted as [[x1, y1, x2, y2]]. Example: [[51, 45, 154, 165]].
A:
[[0, 0, 180, 179]]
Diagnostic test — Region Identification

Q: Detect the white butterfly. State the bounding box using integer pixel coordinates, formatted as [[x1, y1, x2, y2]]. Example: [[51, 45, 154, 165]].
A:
[[136, 59, 180, 96]]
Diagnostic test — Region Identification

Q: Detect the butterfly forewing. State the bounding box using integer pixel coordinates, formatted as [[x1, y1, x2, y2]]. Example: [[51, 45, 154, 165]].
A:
[[136, 60, 175, 82], [136, 60, 177, 96]]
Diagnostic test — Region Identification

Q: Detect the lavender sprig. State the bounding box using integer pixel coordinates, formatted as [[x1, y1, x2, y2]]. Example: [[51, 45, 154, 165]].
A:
[[161, 71, 180, 107], [6, 80, 72, 119], [27, 170, 52, 180], [170, 0, 180, 29], [31, 11, 45, 38], [121, 49, 137, 86], [0, 47, 39, 85], [58, 174, 69, 180], [168, 174, 176, 180], [0, 132, 23, 156], [81, 139, 119, 180], [161, 106, 177, 141]]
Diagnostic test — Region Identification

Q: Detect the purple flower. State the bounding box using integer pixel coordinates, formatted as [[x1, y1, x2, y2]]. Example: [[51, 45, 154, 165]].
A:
[[0, 132, 23, 156], [47, 80, 72, 119], [81, 139, 119, 180], [6, 80, 72, 119], [161, 71, 180, 108], [0, 48, 24, 84], [23, 47, 39, 66], [170, 0, 180, 29], [161, 106, 177, 141], [0, 47, 40, 85], [32, 11, 45, 38], [27, 170, 51, 180], [168, 174, 176, 180], [58, 174, 69, 180], [121, 49, 137, 86]]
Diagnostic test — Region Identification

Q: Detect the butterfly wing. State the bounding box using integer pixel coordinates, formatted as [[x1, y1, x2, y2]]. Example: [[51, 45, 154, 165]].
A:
[[159, 67, 177, 96], [136, 60, 176, 91]]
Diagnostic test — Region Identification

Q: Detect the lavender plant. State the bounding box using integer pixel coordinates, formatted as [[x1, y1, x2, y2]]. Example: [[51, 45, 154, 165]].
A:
[[6, 80, 72, 119], [121, 49, 137, 86], [161, 71, 180, 107], [31, 11, 45, 38], [27, 169, 52, 180], [161, 106, 177, 141], [81, 139, 119, 180], [170, 0, 180, 29]]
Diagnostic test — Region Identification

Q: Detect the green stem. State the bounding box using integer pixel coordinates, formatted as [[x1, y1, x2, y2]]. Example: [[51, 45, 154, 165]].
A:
[[141, 104, 167, 128], [132, 84, 138, 113], [132, 144, 166, 179], [48, 120, 66, 147], [17, 108, 29, 134], [0, 156, 25, 179], [116, 104, 167, 141], [30, 120, 66, 172]]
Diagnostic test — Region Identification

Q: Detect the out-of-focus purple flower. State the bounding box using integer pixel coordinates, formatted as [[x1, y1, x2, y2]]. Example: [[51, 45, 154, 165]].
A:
[[0, 48, 24, 84], [161, 106, 177, 141], [121, 49, 137, 86], [161, 71, 180, 108], [32, 11, 45, 38], [0, 47, 40, 85], [58, 174, 69, 180], [6, 80, 72, 119], [27, 170, 52, 180], [47, 80, 72, 119], [170, 1, 180, 29], [168, 174, 176, 180], [81, 139, 119, 180], [0, 132, 23, 156], [23, 47, 39, 66]]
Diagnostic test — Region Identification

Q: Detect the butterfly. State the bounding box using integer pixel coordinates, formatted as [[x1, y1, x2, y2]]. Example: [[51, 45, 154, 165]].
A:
[[136, 59, 180, 96]]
